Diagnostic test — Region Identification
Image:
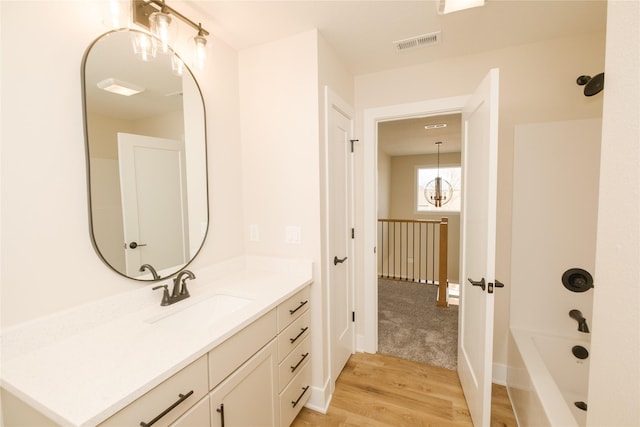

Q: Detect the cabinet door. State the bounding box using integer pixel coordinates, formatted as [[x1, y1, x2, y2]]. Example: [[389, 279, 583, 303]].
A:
[[210, 340, 278, 427]]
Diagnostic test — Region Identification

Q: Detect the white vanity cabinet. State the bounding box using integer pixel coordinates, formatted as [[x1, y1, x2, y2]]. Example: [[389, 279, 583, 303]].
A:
[[209, 340, 279, 426], [207, 285, 311, 427], [99, 355, 209, 427], [276, 286, 312, 427], [1, 277, 313, 427]]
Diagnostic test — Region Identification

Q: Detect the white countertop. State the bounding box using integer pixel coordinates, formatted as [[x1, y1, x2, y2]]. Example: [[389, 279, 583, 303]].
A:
[[0, 256, 313, 427]]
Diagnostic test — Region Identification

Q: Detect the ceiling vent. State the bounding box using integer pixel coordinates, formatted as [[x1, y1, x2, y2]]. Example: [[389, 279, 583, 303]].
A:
[[393, 31, 441, 52]]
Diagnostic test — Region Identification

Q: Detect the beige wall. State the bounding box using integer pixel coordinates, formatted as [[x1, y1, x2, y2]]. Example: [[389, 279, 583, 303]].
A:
[[386, 152, 461, 283], [354, 31, 606, 369], [0, 1, 244, 327], [588, 1, 640, 425], [238, 29, 355, 409]]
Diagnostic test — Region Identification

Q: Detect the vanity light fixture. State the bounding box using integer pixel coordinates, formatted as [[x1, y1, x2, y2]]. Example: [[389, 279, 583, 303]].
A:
[[149, 1, 176, 54], [437, 0, 485, 14], [132, 0, 209, 68], [97, 78, 145, 96], [193, 24, 207, 70]]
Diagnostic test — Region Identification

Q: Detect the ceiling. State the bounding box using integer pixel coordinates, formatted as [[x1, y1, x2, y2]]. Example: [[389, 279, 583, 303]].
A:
[[183, 0, 606, 156], [188, 0, 607, 76], [378, 114, 462, 156]]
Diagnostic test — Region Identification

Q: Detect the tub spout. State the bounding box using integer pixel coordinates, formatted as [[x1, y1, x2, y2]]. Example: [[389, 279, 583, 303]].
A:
[[569, 309, 590, 333]]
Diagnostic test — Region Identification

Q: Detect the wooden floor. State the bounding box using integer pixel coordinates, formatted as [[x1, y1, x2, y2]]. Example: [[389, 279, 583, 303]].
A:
[[292, 352, 517, 427]]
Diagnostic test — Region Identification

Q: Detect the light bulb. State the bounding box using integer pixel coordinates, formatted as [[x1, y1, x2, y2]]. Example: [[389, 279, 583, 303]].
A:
[[193, 34, 207, 70], [149, 11, 175, 54]]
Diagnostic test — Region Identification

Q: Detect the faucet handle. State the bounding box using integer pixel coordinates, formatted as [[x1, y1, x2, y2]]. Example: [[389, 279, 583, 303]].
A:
[[179, 278, 191, 296], [152, 285, 170, 306]]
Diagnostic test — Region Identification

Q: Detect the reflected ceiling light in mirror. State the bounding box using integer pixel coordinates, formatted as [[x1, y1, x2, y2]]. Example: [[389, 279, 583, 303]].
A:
[[437, 0, 485, 14], [424, 123, 447, 130], [171, 55, 185, 76], [131, 31, 156, 61], [97, 78, 145, 96]]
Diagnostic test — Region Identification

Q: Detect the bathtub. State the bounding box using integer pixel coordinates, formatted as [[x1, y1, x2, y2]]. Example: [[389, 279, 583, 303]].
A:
[[507, 328, 590, 427]]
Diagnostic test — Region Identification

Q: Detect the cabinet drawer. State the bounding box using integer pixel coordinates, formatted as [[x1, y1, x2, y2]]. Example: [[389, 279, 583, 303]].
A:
[[279, 362, 311, 427], [100, 355, 208, 427], [170, 396, 210, 426], [278, 336, 311, 392], [209, 309, 277, 389], [277, 286, 310, 332], [277, 310, 310, 362]]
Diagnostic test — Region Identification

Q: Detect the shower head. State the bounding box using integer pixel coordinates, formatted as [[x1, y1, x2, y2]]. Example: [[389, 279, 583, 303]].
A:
[[576, 72, 605, 96]]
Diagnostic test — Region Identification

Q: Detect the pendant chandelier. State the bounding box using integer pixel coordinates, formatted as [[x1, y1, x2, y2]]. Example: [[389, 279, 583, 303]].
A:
[[424, 141, 453, 208]]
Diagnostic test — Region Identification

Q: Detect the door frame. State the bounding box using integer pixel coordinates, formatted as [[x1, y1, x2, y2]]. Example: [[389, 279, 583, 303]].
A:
[[362, 95, 469, 353]]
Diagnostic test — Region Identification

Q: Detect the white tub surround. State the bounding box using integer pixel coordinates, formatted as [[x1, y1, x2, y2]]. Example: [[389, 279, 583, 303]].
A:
[[508, 328, 590, 427], [0, 256, 312, 427]]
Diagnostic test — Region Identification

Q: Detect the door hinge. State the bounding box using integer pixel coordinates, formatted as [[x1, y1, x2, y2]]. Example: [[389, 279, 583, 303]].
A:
[[351, 228, 355, 239], [350, 139, 359, 153], [352, 311, 355, 322]]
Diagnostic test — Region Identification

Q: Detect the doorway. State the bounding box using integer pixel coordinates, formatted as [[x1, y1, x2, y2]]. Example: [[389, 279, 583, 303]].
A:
[[362, 95, 468, 354], [375, 113, 462, 369]]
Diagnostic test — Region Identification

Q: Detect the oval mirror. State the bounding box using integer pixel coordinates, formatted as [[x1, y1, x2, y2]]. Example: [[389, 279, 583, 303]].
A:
[[82, 29, 208, 281]]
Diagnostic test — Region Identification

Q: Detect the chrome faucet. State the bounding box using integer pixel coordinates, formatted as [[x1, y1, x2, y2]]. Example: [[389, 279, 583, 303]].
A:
[[139, 264, 160, 280], [152, 270, 195, 306], [569, 309, 590, 333]]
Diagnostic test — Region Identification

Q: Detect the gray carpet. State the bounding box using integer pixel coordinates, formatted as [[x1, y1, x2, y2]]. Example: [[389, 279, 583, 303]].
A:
[[378, 279, 459, 370]]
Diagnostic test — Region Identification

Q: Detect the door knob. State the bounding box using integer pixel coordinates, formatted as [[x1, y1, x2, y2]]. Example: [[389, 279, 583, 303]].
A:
[[488, 280, 505, 293], [128, 241, 147, 249], [467, 277, 486, 291], [334, 256, 348, 265]]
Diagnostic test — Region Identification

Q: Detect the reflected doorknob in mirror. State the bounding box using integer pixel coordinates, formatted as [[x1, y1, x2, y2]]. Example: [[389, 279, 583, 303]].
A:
[[128, 241, 147, 249], [82, 29, 209, 281]]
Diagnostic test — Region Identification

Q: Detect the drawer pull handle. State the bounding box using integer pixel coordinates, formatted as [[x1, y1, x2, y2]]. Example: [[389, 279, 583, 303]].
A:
[[216, 403, 225, 427], [139, 390, 193, 427], [291, 386, 310, 408], [289, 300, 308, 315], [291, 352, 310, 372], [290, 327, 309, 344]]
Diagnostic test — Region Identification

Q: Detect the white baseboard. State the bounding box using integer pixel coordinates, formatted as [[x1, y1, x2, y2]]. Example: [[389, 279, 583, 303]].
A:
[[305, 378, 332, 414], [493, 362, 507, 386], [356, 333, 367, 352]]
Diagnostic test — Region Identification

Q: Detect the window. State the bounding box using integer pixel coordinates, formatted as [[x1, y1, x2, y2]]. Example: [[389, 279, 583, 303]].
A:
[[416, 166, 461, 212]]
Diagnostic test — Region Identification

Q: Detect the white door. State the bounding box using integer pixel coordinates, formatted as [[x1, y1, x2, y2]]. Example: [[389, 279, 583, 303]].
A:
[[327, 89, 355, 387], [458, 68, 500, 427], [118, 133, 189, 278]]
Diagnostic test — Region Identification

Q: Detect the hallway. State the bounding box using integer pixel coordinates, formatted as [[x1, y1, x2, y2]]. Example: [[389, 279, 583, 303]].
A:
[[292, 352, 517, 426]]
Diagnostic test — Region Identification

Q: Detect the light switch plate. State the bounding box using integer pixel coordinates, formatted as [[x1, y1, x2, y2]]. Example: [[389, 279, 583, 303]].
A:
[[249, 224, 259, 241], [285, 226, 302, 244]]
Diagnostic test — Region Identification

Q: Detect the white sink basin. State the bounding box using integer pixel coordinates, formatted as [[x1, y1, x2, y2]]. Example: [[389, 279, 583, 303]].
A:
[[145, 294, 252, 325]]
